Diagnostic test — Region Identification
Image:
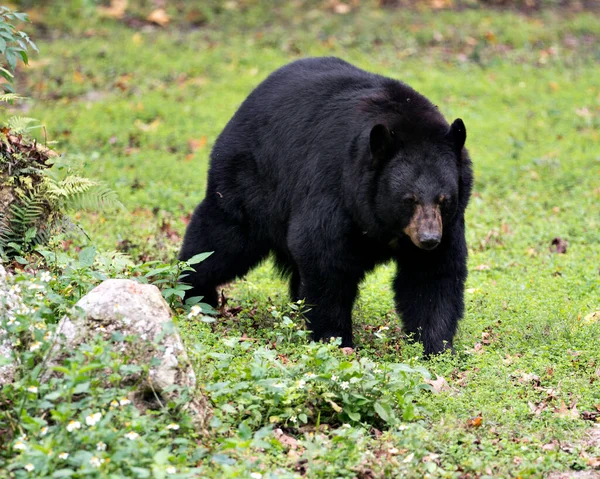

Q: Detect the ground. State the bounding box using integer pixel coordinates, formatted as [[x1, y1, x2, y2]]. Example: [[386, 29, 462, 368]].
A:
[[6, 2, 600, 477]]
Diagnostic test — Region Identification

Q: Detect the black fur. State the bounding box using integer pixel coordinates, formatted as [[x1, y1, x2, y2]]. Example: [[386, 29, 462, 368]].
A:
[[179, 57, 473, 355]]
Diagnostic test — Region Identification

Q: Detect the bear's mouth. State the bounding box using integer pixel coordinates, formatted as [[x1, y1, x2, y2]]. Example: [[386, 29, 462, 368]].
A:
[[403, 204, 442, 250]]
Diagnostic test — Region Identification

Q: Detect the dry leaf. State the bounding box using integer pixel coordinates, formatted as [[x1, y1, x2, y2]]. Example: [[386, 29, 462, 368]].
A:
[[274, 428, 299, 449], [73, 71, 85, 84], [188, 136, 207, 152], [466, 415, 483, 428], [98, 0, 127, 19], [147, 8, 170, 26], [425, 375, 450, 394], [582, 311, 600, 324], [554, 400, 579, 419], [134, 118, 161, 132]]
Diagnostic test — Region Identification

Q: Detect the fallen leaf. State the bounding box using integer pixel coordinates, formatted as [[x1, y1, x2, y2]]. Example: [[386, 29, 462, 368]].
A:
[[425, 375, 450, 394], [554, 400, 579, 419], [98, 0, 127, 19], [475, 264, 490, 271], [188, 136, 207, 153], [582, 311, 600, 324], [274, 428, 299, 449], [147, 8, 170, 26], [134, 118, 161, 132], [466, 415, 482, 428]]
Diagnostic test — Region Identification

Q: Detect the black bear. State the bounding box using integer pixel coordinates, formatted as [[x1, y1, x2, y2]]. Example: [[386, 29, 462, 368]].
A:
[[180, 57, 473, 355]]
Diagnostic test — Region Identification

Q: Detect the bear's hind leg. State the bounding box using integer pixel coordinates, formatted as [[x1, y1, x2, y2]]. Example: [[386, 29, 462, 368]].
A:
[[179, 198, 269, 307]]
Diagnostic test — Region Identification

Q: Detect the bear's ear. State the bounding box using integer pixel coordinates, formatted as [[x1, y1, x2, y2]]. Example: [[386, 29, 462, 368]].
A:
[[369, 124, 393, 167], [446, 118, 466, 152]]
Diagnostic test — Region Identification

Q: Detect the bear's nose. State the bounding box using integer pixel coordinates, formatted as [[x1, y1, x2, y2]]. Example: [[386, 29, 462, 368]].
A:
[[418, 233, 441, 250]]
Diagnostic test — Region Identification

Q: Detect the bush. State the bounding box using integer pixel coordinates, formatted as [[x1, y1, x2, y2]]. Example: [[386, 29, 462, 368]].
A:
[[0, 7, 37, 93]]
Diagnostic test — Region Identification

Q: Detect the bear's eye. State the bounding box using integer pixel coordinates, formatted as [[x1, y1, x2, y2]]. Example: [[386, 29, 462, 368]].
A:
[[402, 195, 418, 205]]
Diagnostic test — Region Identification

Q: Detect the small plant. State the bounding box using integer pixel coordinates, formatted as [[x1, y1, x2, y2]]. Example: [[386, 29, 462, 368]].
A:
[[0, 267, 204, 478], [0, 123, 122, 259], [194, 310, 431, 431], [0, 6, 37, 93]]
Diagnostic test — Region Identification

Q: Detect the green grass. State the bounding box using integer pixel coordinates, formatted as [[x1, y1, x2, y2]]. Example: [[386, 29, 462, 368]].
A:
[[6, 2, 600, 477]]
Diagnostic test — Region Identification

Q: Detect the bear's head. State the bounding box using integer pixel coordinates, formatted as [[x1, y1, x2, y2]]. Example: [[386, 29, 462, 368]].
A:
[[369, 118, 467, 251]]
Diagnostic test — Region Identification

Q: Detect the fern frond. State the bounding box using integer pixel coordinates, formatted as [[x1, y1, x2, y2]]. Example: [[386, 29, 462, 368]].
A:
[[64, 183, 123, 212], [43, 176, 97, 200], [6, 116, 40, 133], [0, 93, 22, 103]]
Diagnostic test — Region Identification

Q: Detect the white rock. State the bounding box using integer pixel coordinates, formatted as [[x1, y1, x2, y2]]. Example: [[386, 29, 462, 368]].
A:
[[0, 262, 16, 386], [52, 279, 209, 431]]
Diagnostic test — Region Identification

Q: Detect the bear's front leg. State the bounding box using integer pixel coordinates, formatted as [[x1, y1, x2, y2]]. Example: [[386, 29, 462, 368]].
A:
[[288, 206, 364, 347], [394, 222, 468, 356]]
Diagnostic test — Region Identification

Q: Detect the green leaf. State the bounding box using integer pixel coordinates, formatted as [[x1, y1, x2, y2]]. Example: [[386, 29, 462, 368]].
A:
[[13, 12, 29, 22], [73, 382, 90, 395], [347, 411, 361, 422], [78, 245, 96, 268], [374, 401, 393, 423], [52, 469, 75, 477], [186, 251, 213, 265], [5, 48, 16, 71], [0, 37, 6, 54]]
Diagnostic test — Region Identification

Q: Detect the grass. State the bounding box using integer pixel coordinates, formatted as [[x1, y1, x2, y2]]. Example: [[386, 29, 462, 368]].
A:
[[4, 1, 600, 477]]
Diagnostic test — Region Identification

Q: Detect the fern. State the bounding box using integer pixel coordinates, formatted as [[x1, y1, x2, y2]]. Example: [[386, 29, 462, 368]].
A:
[[0, 191, 50, 255], [43, 176, 123, 211], [0, 93, 22, 103], [6, 116, 40, 133]]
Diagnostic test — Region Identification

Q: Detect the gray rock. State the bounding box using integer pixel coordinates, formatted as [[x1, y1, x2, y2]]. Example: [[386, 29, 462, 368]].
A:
[[0, 263, 15, 386], [53, 278, 210, 432]]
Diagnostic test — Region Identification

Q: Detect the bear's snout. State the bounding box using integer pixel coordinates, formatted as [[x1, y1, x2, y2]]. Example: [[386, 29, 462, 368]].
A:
[[403, 204, 442, 250]]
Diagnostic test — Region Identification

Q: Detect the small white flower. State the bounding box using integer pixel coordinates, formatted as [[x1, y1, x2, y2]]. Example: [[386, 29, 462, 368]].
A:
[[403, 453, 415, 463], [66, 420, 81, 432], [96, 442, 107, 451], [166, 466, 177, 474], [10, 285, 21, 294], [119, 398, 131, 406], [43, 331, 52, 342], [40, 271, 52, 282], [304, 372, 316, 379], [86, 412, 102, 426], [340, 381, 349, 390], [290, 416, 297, 423], [125, 431, 139, 440], [187, 305, 202, 319], [40, 427, 48, 436], [397, 424, 409, 431], [27, 386, 38, 393], [29, 341, 42, 352], [90, 456, 102, 468], [14, 441, 27, 451], [166, 423, 180, 430], [342, 423, 351, 428], [297, 380, 306, 389], [331, 375, 338, 382], [388, 447, 399, 454], [58, 452, 69, 460], [250, 473, 263, 479], [24, 463, 34, 472], [110, 400, 119, 408]]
